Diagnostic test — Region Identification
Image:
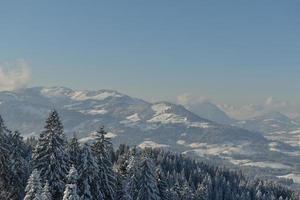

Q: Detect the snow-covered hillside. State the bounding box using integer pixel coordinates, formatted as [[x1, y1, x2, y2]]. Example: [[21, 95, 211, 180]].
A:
[[1, 87, 300, 189]]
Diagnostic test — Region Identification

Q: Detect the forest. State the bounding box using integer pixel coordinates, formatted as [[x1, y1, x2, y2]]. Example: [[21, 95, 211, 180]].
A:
[[0, 110, 298, 200]]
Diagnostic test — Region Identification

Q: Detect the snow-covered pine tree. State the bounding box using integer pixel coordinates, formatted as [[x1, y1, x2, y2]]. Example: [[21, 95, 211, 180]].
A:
[[137, 157, 161, 200], [67, 135, 81, 169], [194, 183, 208, 200], [125, 147, 141, 200], [78, 144, 103, 200], [0, 115, 11, 199], [92, 127, 116, 200], [8, 131, 30, 199], [156, 169, 169, 200], [32, 110, 69, 199], [24, 169, 42, 200], [63, 165, 80, 200], [41, 181, 52, 200]]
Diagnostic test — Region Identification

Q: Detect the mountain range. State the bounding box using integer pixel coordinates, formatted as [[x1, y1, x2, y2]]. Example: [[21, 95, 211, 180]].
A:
[[1, 86, 300, 189]]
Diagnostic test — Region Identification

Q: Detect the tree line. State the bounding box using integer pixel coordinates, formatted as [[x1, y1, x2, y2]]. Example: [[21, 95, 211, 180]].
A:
[[0, 110, 299, 200]]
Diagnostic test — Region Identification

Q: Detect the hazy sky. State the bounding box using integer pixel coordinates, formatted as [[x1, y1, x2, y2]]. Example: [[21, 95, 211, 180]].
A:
[[0, 1, 300, 105]]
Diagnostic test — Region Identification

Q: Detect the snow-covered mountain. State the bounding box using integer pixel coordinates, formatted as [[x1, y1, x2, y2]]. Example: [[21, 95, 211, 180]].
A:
[[234, 111, 299, 133], [1, 87, 300, 187], [233, 111, 300, 147], [181, 101, 235, 125]]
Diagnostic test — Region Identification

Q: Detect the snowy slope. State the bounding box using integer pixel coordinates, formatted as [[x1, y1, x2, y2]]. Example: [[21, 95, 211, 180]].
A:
[[1, 87, 300, 187]]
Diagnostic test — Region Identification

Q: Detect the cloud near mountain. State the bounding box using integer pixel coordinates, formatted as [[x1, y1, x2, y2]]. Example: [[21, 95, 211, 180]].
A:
[[0, 60, 31, 91]]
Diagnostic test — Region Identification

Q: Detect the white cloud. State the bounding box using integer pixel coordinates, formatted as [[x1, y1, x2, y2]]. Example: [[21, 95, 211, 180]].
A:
[[219, 97, 298, 119], [0, 60, 31, 91], [177, 93, 210, 107]]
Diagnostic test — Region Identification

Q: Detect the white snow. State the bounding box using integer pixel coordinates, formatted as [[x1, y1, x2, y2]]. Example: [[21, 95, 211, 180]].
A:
[[277, 174, 300, 184], [188, 122, 211, 129], [126, 113, 141, 122], [182, 142, 255, 157], [176, 140, 186, 145], [41, 87, 72, 97], [148, 103, 212, 128], [78, 132, 117, 143], [242, 161, 292, 169], [180, 133, 187, 137], [79, 109, 108, 115], [138, 140, 169, 149], [226, 158, 252, 165], [70, 90, 122, 101], [290, 129, 300, 134], [120, 113, 141, 126], [151, 103, 171, 114]]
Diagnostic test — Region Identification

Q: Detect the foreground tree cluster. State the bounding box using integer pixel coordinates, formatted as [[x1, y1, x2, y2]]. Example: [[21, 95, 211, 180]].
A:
[[0, 110, 299, 200]]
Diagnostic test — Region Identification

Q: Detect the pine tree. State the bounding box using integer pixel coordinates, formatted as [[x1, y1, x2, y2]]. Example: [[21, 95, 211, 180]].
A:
[[156, 169, 169, 200], [63, 166, 80, 200], [78, 144, 103, 200], [137, 157, 161, 200], [195, 183, 208, 200], [8, 131, 29, 199], [32, 110, 69, 199], [92, 127, 116, 200], [24, 169, 42, 200], [41, 181, 52, 200], [126, 148, 140, 200], [68, 135, 81, 169], [0, 115, 11, 198]]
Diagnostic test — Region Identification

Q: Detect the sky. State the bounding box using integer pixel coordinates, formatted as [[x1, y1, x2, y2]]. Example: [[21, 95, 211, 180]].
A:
[[0, 1, 300, 106]]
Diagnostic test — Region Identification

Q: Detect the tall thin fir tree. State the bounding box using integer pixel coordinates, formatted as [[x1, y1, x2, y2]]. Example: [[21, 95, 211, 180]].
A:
[[156, 169, 170, 200], [0, 115, 12, 198], [63, 165, 80, 200], [24, 169, 42, 200], [194, 183, 209, 200], [41, 181, 52, 200], [137, 157, 161, 200], [92, 127, 116, 200], [67, 135, 81, 169], [32, 110, 69, 199], [126, 147, 141, 200], [78, 144, 103, 200], [8, 131, 30, 200]]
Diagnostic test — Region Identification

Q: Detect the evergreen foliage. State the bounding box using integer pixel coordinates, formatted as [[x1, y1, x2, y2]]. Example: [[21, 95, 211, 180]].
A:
[[32, 110, 69, 199], [0, 111, 297, 200]]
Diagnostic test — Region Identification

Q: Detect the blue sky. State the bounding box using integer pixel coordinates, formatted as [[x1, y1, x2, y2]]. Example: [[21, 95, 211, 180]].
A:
[[0, 1, 299, 104]]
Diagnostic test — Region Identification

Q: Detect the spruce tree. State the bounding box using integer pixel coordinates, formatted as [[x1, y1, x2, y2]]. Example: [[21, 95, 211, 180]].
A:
[[32, 110, 69, 199], [78, 144, 103, 200], [8, 131, 29, 199], [68, 135, 81, 169], [63, 166, 80, 200], [92, 127, 116, 200], [41, 181, 52, 200], [156, 169, 169, 200], [194, 183, 208, 200], [0, 115, 11, 198], [24, 170, 42, 200], [137, 157, 161, 200]]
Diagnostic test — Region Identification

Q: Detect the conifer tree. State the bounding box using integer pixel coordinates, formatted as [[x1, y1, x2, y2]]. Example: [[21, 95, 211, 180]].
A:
[[24, 170, 42, 200], [41, 181, 52, 200], [68, 135, 81, 169], [0, 115, 11, 198], [156, 169, 169, 200], [8, 131, 29, 199], [126, 147, 141, 200], [32, 110, 69, 199], [63, 166, 80, 200], [195, 183, 208, 200], [92, 127, 116, 200], [78, 144, 103, 200], [137, 157, 161, 200]]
